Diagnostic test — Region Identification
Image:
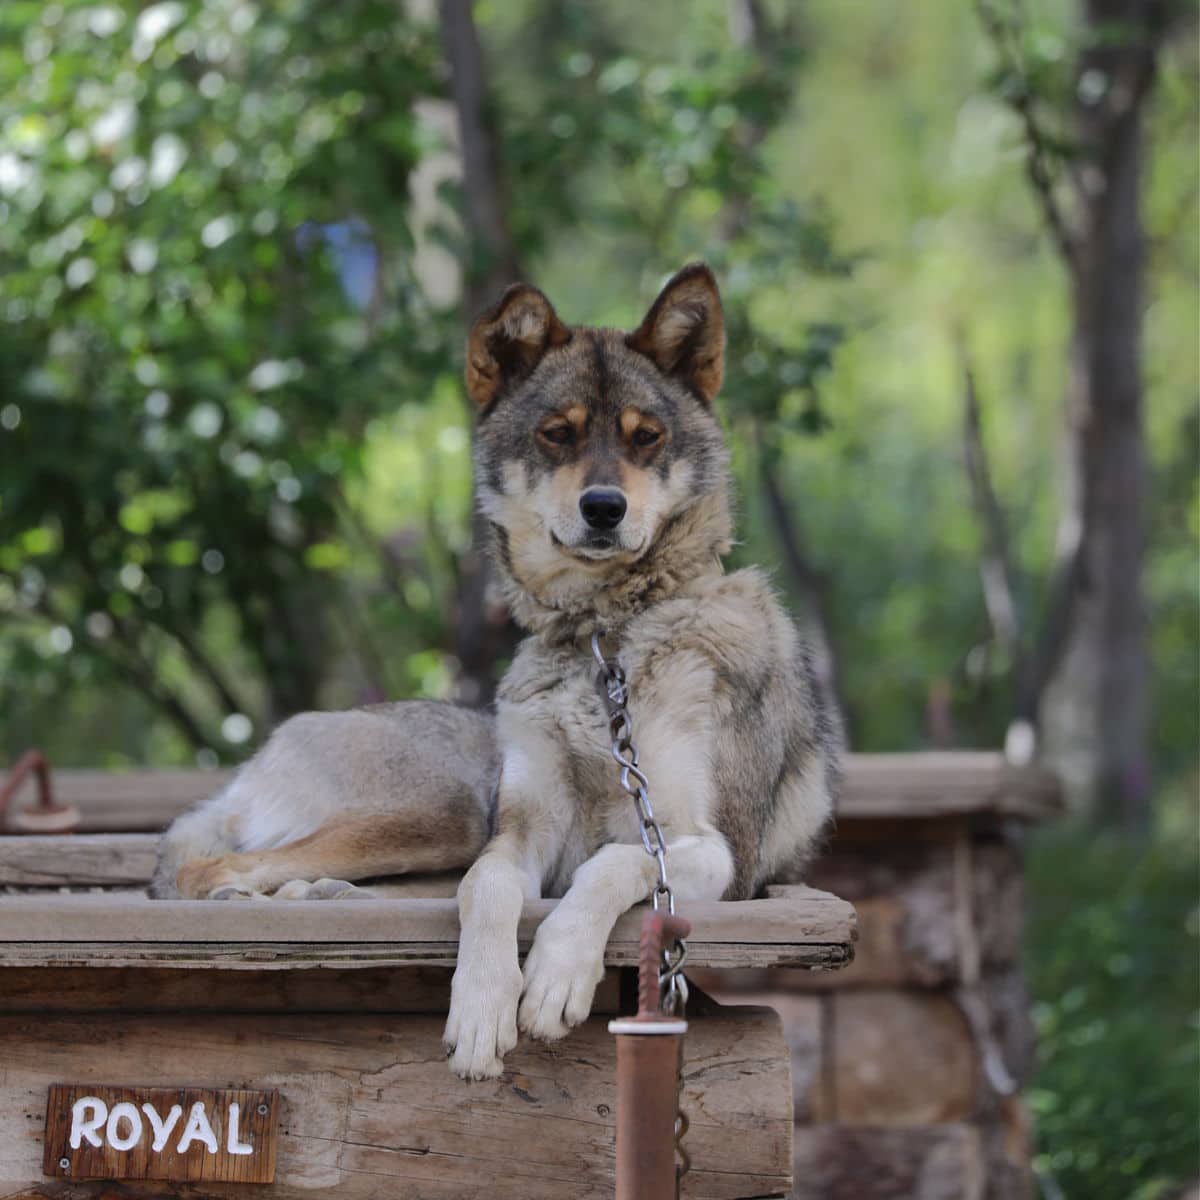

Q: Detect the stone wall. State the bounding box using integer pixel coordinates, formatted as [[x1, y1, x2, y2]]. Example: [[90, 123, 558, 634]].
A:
[[693, 817, 1038, 1200]]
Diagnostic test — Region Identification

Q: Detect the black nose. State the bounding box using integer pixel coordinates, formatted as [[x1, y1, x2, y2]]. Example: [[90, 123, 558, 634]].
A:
[[579, 487, 627, 531]]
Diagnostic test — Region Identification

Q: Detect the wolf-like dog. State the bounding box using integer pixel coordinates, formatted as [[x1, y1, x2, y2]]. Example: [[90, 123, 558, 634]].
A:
[[152, 263, 841, 1079]]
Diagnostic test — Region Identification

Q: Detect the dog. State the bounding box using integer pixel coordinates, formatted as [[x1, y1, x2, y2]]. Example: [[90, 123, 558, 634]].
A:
[[151, 262, 842, 1079]]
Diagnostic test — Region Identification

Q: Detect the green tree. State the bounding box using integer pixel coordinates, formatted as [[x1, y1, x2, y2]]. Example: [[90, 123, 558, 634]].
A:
[[0, 0, 455, 758], [976, 0, 1191, 828]]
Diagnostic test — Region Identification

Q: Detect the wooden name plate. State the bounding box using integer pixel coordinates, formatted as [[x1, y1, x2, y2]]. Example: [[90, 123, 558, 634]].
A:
[[43, 1084, 279, 1184]]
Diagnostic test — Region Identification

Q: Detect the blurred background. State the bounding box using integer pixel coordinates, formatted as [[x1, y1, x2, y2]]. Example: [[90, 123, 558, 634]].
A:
[[0, 1, 1195, 1195]]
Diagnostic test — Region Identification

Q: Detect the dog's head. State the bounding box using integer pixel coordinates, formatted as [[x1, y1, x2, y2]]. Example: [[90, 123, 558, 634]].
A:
[[468, 264, 731, 621]]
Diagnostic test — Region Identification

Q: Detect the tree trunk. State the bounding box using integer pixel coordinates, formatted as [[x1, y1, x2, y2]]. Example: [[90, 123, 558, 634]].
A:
[[439, 0, 523, 704], [724, 0, 845, 725], [1041, 0, 1159, 829]]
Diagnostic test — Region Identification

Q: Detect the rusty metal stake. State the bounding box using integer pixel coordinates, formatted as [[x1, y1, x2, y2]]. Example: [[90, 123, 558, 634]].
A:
[[610, 910, 692, 1200], [0, 749, 80, 833]]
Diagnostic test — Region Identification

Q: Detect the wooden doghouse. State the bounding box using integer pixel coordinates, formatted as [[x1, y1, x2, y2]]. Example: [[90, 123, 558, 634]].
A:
[[0, 765, 858, 1200], [0, 753, 1054, 1198]]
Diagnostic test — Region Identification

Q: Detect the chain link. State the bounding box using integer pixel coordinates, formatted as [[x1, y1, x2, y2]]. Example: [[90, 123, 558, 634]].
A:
[[591, 630, 690, 1190], [590, 632, 689, 1015]]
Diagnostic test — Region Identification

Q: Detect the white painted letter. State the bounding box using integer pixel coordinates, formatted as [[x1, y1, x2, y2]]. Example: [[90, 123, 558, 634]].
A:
[[105, 1101, 143, 1151], [226, 1102, 253, 1155], [176, 1101, 218, 1154], [69, 1096, 107, 1149], [142, 1102, 183, 1153]]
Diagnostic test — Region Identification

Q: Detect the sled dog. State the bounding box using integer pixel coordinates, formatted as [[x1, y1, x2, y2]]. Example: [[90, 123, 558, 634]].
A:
[[152, 263, 841, 1078]]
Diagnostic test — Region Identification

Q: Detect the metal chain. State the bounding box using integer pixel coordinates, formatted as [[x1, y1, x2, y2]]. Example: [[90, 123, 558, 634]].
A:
[[591, 630, 690, 1191], [590, 632, 689, 1015]]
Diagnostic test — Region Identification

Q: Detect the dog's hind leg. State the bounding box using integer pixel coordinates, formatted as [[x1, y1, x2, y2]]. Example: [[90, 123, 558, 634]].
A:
[[173, 803, 487, 899], [148, 787, 242, 898]]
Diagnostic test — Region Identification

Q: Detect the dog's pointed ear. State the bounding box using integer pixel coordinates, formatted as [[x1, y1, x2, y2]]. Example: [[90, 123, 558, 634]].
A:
[[466, 284, 570, 412], [626, 263, 724, 405]]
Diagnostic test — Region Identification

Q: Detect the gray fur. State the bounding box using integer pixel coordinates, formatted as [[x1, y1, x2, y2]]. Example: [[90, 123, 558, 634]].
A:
[[153, 261, 840, 921]]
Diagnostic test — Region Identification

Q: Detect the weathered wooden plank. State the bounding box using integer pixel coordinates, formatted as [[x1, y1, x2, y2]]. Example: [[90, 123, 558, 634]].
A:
[[717, 830, 1022, 991], [689, 990, 826, 1125], [704, 849, 963, 993], [18, 769, 232, 834], [822, 991, 979, 1125], [0, 966, 621, 1015], [0, 835, 468, 891], [791, 1124, 985, 1200], [0, 1007, 792, 1199], [0, 888, 856, 972], [680, 988, 980, 1128], [5, 753, 1061, 834], [801, 839, 964, 987], [834, 754, 1060, 820], [0, 939, 852, 972], [0, 834, 157, 886]]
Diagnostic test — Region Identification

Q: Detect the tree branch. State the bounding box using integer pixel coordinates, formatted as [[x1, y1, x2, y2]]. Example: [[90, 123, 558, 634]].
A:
[[728, 0, 770, 55], [724, 0, 846, 724], [108, 627, 222, 753], [1022, 537, 1086, 722], [439, 0, 524, 703], [439, 0, 522, 317], [976, 0, 1080, 268], [959, 344, 1024, 658], [149, 617, 251, 720], [759, 444, 848, 728], [955, 345, 1088, 729], [719, 0, 774, 242], [18, 586, 222, 754]]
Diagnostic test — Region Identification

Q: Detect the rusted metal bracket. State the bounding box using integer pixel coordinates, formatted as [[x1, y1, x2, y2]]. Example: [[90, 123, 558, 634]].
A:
[[0, 749, 80, 833]]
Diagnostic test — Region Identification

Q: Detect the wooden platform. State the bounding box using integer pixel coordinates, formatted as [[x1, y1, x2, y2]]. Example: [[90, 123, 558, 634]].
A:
[[0, 886, 854, 972], [7, 751, 1062, 834], [0, 799, 856, 1200]]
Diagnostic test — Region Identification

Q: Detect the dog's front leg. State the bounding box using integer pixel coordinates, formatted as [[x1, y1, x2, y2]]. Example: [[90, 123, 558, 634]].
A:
[[444, 728, 567, 1079], [518, 832, 733, 1041], [443, 830, 537, 1079]]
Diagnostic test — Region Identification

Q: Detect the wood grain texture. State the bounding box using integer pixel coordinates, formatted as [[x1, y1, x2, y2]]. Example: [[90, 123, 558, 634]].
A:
[[0, 966, 621, 1016], [10, 753, 1060, 834], [0, 835, 156, 887], [825, 991, 979, 1125], [791, 1124, 985, 1200], [704, 828, 1027, 993], [0, 887, 857, 973], [801, 839, 965, 987], [42, 1085, 278, 1184], [687, 991, 825, 1124], [1, 1008, 792, 1199]]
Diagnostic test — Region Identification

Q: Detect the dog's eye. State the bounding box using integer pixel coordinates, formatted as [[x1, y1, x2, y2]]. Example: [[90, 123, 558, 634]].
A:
[[632, 427, 661, 448], [539, 424, 573, 446]]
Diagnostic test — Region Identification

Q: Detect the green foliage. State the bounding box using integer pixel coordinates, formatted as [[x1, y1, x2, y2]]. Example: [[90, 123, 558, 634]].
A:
[[0, 0, 1195, 790], [1026, 811, 1200, 1199], [484, 0, 856, 438], [0, 0, 459, 755]]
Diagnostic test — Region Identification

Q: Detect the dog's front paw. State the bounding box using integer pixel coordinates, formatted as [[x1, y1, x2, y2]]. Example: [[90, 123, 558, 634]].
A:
[[518, 922, 605, 1042], [443, 958, 522, 1079]]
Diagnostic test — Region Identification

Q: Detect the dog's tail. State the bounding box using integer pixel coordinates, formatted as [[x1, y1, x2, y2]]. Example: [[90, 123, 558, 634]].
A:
[[148, 788, 237, 899]]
